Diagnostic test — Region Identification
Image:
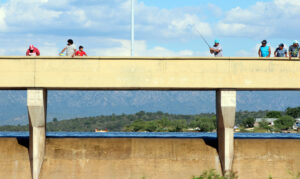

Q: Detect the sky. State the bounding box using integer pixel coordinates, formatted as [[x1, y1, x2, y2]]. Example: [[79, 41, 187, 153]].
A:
[[0, 0, 299, 57]]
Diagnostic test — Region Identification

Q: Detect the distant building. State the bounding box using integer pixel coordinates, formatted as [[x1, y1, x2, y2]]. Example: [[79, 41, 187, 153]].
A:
[[254, 118, 278, 127], [293, 118, 300, 130]]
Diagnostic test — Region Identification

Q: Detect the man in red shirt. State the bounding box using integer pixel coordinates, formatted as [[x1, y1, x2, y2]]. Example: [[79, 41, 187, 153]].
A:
[[26, 45, 40, 56], [75, 46, 87, 56]]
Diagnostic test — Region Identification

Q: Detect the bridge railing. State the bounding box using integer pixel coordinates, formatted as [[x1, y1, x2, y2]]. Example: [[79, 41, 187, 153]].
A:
[[0, 56, 300, 90]]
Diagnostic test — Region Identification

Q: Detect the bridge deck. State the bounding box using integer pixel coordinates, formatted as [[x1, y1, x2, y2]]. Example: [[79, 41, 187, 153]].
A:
[[0, 56, 299, 90]]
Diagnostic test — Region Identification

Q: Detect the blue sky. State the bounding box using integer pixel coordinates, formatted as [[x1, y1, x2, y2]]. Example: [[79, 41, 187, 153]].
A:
[[0, 0, 299, 57]]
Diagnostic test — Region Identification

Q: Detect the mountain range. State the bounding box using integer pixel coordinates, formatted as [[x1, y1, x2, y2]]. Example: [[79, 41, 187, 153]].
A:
[[0, 90, 300, 125]]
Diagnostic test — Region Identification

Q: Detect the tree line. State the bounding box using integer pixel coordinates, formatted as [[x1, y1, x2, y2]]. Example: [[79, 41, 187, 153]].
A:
[[0, 107, 299, 132]]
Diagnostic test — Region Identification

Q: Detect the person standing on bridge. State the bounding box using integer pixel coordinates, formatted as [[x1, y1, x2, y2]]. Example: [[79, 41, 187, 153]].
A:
[[26, 45, 40, 56], [209, 40, 223, 57], [60, 39, 76, 57], [258, 40, 271, 57], [274, 43, 287, 57], [289, 40, 300, 58], [75, 46, 88, 56]]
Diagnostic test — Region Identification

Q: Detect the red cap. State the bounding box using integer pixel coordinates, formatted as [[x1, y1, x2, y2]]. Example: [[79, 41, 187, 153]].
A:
[[29, 45, 34, 50]]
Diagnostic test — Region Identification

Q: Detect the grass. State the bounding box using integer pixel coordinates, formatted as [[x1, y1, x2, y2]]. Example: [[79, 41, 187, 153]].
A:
[[193, 169, 238, 179]]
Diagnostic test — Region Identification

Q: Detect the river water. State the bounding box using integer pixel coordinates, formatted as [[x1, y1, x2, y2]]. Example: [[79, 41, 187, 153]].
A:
[[0, 132, 299, 139]]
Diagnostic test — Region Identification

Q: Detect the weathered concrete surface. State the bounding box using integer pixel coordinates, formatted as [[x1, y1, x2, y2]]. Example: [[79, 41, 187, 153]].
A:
[[233, 139, 300, 179], [28, 89, 47, 179], [40, 138, 221, 179], [0, 138, 31, 179], [0, 138, 298, 179], [1, 57, 300, 89], [216, 90, 236, 174]]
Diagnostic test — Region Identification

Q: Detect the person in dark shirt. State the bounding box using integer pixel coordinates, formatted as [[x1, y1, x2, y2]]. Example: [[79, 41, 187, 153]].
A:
[[289, 40, 300, 58]]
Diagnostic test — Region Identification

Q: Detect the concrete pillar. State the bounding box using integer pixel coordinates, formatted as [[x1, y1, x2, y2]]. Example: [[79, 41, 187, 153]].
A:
[[27, 89, 47, 179], [216, 90, 236, 174]]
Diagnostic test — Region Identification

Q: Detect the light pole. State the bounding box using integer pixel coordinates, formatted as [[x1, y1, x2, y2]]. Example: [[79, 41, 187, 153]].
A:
[[131, 0, 135, 56]]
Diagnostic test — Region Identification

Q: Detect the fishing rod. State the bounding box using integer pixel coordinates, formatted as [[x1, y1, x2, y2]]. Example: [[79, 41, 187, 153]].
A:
[[197, 30, 211, 49]]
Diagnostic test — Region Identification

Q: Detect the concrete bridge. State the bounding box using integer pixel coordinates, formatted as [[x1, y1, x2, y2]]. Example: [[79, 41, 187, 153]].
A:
[[1, 56, 300, 179]]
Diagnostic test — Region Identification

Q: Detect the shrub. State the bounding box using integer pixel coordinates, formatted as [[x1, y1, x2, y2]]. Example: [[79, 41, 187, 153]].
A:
[[274, 116, 295, 130]]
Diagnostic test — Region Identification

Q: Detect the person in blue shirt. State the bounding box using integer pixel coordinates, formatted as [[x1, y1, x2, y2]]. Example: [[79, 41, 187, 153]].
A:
[[274, 43, 287, 57], [258, 40, 271, 57]]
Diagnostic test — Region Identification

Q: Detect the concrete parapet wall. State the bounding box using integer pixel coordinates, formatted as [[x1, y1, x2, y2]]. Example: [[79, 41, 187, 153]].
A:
[[0, 138, 298, 179], [1, 57, 300, 89]]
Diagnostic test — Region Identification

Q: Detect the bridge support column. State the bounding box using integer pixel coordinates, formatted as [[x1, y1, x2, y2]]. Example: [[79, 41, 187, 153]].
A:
[[216, 90, 236, 174], [27, 89, 47, 179]]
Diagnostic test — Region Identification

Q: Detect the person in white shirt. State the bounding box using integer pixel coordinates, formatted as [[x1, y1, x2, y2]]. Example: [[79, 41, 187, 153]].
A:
[[60, 39, 76, 57], [210, 39, 223, 57]]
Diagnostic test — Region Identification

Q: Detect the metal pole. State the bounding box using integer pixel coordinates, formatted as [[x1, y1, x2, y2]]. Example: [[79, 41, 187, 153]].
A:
[[131, 0, 135, 56]]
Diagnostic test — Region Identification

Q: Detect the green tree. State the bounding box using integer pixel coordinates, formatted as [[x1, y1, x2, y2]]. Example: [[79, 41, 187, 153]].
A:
[[169, 120, 187, 132], [266, 111, 282, 118], [241, 118, 255, 128], [258, 119, 273, 131], [191, 118, 216, 132], [286, 107, 300, 118], [145, 121, 157, 132], [53, 118, 58, 122], [130, 119, 146, 132], [274, 116, 295, 130]]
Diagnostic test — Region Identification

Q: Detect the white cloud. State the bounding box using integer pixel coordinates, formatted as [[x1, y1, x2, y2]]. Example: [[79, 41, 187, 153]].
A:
[[216, 1, 300, 38], [0, 0, 212, 40], [0, 33, 207, 57], [89, 38, 199, 57], [0, 7, 6, 31], [168, 14, 212, 37]]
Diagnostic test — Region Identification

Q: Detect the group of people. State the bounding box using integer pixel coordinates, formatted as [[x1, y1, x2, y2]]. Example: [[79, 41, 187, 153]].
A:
[[258, 40, 300, 58], [209, 39, 300, 58], [26, 39, 87, 57], [26, 38, 300, 58]]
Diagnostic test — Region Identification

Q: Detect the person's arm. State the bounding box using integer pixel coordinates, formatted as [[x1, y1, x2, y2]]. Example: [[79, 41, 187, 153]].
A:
[[214, 49, 221, 53], [267, 47, 271, 57], [258, 48, 261, 57], [274, 49, 277, 57], [285, 50, 288, 57], [72, 49, 76, 58], [84, 52, 87, 56], [36, 48, 40, 56], [209, 47, 221, 54], [298, 49, 300, 58], [26, 49, 30, 56], [289, 47, 292, 58], [60, 47, 66, 54]]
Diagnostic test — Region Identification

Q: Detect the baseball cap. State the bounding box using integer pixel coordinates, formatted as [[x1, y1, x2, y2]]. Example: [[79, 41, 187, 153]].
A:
[[29, 45, 34, 50], [215, 39, 220, 44], [293, 40, 299, 44], [261, 40, 267, 44], [279, 43, 284, 47]]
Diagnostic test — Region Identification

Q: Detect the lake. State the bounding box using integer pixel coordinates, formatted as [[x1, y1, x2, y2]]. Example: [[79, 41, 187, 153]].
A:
[[0, 132, 299, 139]]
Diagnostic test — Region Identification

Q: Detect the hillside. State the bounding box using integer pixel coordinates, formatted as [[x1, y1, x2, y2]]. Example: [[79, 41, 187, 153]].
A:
[[0, 90, 300, 126], [0, 110, 270, 132]]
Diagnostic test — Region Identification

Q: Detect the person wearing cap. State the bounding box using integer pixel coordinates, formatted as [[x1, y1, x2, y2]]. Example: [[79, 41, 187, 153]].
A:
[[60, 39, 76, 57], [210, 40, 223, 57], [26, 45, 40, 56], [289, 40, 300, 58], [258, 40, 271, 57], [75, 46, 88, 56], [274, 43, 287, 57]]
